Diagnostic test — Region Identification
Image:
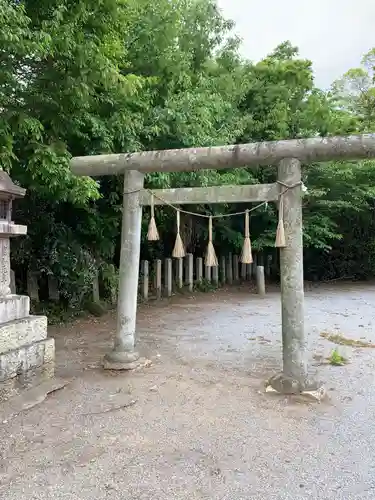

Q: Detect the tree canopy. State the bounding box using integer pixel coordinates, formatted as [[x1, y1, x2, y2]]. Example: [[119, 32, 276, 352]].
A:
[[1, 0, 375, 306]]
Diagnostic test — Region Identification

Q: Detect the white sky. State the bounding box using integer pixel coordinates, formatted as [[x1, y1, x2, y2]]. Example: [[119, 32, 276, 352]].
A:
[[217, 0, 375, 88]]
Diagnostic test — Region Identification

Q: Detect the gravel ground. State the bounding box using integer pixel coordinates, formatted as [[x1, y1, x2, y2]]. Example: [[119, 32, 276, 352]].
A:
[[1, 283, 375, 499]]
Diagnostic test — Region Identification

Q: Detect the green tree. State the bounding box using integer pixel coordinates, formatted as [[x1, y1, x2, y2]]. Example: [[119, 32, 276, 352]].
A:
[[1, 0, 149, 304], [330, 49, 375, 132]]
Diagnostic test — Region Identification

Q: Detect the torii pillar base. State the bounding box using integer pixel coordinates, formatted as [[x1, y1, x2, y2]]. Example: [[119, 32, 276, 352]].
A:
[[103, 350, 140, 371], [265, 373, 326, 402]]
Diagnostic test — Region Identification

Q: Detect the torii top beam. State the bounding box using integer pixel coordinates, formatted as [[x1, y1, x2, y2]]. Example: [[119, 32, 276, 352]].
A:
[[71, 134, 375, 176]]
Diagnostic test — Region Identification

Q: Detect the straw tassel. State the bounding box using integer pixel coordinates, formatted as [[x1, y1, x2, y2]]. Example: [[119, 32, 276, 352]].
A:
[[275, 195, 286, 248], [172, 210, 185, 258], [147, 194, 159, 241], [205, 216, 218, 267], [240, 210, 253, 263]]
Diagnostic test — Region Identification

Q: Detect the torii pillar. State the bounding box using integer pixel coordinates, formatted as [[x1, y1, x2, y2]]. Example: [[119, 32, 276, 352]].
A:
[[267, 158, 313, 394], [103, 170, 144, 370]]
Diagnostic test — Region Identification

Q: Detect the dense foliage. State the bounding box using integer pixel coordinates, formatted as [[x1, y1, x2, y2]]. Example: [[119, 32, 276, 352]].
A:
[[1, 0, 375, 306]]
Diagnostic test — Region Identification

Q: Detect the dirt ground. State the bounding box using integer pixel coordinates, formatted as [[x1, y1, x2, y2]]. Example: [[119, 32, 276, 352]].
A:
[[1, 283, 375, 499]]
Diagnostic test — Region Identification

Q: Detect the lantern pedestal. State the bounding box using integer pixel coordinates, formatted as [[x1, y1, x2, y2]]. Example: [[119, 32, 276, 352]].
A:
[[0, 173, 55, 400]]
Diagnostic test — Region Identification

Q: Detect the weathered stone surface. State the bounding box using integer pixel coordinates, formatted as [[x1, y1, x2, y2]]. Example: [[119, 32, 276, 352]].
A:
[[0, 361, 55, 401], [103, 349, 140, 370], [0, 315, 47, 355], [0, 170, 26, 197], [0, 238, 11, 296], [71, 134, 375, 176], [278, 158, 307, 383], [43, 337, 55, 364], [0, 174, 52, 401], [265, 373, 326, 402], [0, 337, 54, 383], [0, 221, 27, 236], [139, 183, 279, 205], [112, 170, 144, 361], [0, 295, 30, 323]]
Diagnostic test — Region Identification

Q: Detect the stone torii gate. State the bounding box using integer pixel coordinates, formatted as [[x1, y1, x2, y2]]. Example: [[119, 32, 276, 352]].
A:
[[71, 134, 375, 395]]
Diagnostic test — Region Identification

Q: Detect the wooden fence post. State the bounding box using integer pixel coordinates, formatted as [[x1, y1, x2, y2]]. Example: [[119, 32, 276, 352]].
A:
[[212, 265, 219, 286], [256, 265, 265, 296], [155, 259, 162, 299], [141, 260, 149, 301], [165, 258, 172, 297], [233, 255, 239, 282], [241, 262, 246, 281], [227, 253, 233, 285], [252, 253, 257, 277], [205, 264, 211, 283], [177, 258, 183, 289], [220, 256, 226, 285], [92, 269, 100, 303], [196, 257, 203, 283], [186, 254, 194, 292]]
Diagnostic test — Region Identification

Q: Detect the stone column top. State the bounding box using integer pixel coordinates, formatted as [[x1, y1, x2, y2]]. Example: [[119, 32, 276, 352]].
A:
[[0, 222, 27, 237], [0, 171, 26, 198]]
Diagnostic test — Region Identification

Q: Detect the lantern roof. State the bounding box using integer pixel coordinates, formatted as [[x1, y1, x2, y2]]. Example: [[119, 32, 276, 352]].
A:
[[0, 171, 26, 198]]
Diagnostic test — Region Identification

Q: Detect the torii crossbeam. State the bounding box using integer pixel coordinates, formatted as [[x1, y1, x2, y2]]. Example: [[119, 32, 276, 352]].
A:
[[71, 134, 375, 396]]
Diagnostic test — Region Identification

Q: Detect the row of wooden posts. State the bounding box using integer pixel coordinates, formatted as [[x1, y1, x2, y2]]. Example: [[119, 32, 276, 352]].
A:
[[13, 254, 268, 304], [138, 253, 267, 301]]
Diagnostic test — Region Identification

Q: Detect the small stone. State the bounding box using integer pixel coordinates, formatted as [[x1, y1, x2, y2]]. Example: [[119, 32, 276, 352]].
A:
[[301, 387, 327, 402], [149, 385, 158, 392], [265, 385, 278, 393]]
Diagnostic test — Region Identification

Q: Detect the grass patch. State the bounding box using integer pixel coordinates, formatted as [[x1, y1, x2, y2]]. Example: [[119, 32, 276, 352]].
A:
[[320, 331, 375, 348], [31, 301, 87, 325], [31, 299, 110, 325], [194, 279, 218, 293], [327, 349, 348, 366]]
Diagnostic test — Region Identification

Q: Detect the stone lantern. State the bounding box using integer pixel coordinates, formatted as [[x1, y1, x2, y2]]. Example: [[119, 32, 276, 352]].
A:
[[0, 171, 27, 296], [0, 171, 54, 400]]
